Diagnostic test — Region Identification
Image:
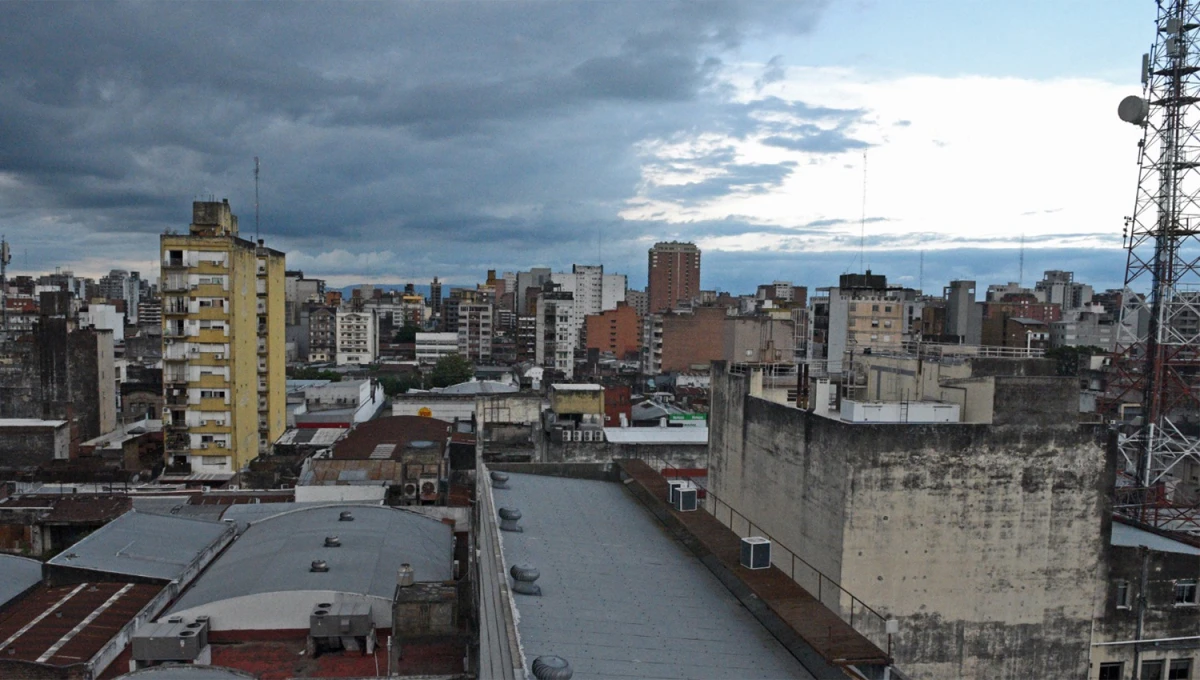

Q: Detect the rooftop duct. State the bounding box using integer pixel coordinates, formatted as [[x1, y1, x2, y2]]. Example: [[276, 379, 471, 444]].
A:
[[498, 507, 522, 532], [510, 563, 541, 596], [324, 535, 342, 547], [339, 510, 355, 521], [532, 655, 573, 679], [491, 470, 510, 489], [311, 559, 330, 572]]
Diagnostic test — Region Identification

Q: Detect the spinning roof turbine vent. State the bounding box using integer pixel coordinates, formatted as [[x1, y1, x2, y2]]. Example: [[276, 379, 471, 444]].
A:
[[510, 563, 542, 596], [324, 535, 341, 547], [339, 510, 355, 521], [532, 655, 573, 679], [490, 470, 510, 489], [310, 559, 329, 572], [498, 507, 523, 532]]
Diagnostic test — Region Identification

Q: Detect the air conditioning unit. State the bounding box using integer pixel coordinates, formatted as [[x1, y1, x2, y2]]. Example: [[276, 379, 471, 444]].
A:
[[675, 487, 698, 512], [310, 601, 373, 639], [419, 475, 438, 501], [581, 430, 593, 442], [740, 537, 771, 569], [132, 617, 210, 663], [200, 443, 209, 450], [166, 339, 175, 346], [668, 480, 685, 505], [402, 482, 418, 499]]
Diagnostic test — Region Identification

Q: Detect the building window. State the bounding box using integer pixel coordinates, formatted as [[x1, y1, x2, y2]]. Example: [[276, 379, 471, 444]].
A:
[[1175, 580, 1198, 606], [872, 304, 879, 312], [1115, 580, 1130, 609], [1142, 661, 1164, 680], [1169, 659, 1192, 680], [1098, 663, 1123, 680]]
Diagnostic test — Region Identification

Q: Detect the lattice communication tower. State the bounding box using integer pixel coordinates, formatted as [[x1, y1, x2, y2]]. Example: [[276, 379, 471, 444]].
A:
[[1113, 0, 1200, 531]]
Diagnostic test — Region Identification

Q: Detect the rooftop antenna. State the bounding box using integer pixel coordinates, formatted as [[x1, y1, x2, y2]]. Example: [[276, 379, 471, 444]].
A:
[[859, 150, 868, 272], [1018, 233, 1025, 287], [1, 236, 10, 338], [918, 250, 924, 292], [254, 157, 260, 242]]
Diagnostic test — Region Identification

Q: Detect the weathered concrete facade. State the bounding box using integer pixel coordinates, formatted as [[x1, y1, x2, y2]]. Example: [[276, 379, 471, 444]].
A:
[[708, 362, 1110, 679]]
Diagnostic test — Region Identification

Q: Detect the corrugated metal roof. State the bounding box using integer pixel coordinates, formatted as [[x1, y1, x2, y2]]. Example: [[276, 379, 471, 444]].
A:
[[496, 473, 811, 679], [166, 505, 453, 615], [218, 501, 382, 534], [0, 581, 160, 666], [0, 554, 42, 608], [46, 510, 233, 581]]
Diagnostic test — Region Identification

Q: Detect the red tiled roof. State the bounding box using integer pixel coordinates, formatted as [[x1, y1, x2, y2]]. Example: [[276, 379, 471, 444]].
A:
[[209, 635, 464, 679], [332, 416, 451, 460], [0, 496, 132, 524], [0, 582, 160, 666]]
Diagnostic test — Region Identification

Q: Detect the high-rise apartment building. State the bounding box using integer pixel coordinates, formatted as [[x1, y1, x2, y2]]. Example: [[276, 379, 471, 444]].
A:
[[335, 308, 379, 366], [160, 200, 285, 475], [647, 242, 700, 313], [457, 301, 493, 363]]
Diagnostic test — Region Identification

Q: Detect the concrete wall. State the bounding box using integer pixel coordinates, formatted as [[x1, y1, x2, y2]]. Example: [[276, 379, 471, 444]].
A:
[[1091, 542, 1200, 674], [709, 365, 1110, 680]]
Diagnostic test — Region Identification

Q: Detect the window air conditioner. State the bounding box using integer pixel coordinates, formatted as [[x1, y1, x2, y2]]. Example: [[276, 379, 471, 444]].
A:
[[740, 537, 772, 570]]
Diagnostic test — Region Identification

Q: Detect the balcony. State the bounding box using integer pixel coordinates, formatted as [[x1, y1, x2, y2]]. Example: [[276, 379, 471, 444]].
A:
[[192, 421, 231, 434], [197, 397, 229, 411], [164, 301, 189, 315], [193, 353, 229, 367], [164, 326, 188, 339], [193, 373, 227, 389]]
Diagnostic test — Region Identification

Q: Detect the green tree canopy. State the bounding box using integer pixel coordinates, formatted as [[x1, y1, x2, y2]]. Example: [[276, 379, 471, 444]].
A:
[[430, 353, 474, 388], [393, 324, 421, 343]]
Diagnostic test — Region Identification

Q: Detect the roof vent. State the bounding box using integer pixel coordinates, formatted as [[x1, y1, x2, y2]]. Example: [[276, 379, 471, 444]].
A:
[[498, 507, 522, 532], [532, 655, 573, 679], [311, 560, 330, 572], [339, 511, 354, 521], [490, 470, 510, 489], [324, 535, 341, 548], [397, 563, 415, 588], [510, 563, 541, 596]]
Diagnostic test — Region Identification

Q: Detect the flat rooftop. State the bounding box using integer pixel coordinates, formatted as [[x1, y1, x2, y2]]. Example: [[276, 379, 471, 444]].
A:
[[495, 472, 811, 679], [46, 510, 233, 581], [603, 426, 708, 445]]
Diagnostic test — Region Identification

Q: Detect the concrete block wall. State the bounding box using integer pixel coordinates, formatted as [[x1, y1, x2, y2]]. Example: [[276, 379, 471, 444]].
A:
[[708, 363, 1111, 680]]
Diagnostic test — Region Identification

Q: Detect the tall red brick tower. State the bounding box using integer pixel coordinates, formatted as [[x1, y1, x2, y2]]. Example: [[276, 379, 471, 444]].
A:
[[647, 241, 700, 314]]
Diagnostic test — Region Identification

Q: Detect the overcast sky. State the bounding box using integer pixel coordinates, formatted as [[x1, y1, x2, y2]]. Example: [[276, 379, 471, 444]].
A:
[[0, 1, 1152, 293]]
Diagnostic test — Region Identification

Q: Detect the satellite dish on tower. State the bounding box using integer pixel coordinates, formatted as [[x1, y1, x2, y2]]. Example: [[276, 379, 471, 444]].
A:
[[1119, 95, 1150, 125]]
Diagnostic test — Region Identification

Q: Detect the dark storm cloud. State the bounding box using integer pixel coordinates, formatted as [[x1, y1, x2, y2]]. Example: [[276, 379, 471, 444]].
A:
[[0, 0, 846, 286]]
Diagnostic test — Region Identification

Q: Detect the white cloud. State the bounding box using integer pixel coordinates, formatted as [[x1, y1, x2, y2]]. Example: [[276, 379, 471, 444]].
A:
[[623, 65, 1138, 255]]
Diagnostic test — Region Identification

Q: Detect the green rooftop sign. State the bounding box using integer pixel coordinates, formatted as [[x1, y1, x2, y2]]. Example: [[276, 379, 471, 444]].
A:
[[668, 413, 707, 422]]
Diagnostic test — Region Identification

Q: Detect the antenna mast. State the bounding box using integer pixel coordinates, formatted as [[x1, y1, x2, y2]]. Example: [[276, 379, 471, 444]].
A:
[[859, 150, 867, 272], [0, 236, 10, 339], [1018, 233, 1025, 287], [254, 157, 260, 242], [1111, 0, 1200, 533]]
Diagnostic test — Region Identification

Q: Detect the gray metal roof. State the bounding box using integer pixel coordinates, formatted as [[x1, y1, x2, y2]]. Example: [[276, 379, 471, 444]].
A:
[[1112, 520, 1200, 555], [0, 554, 42, 607], [218, 501, 382, 534], [167, 505, 453, 614], [46, 510, 233, 581], [497, 473, 812, 679]]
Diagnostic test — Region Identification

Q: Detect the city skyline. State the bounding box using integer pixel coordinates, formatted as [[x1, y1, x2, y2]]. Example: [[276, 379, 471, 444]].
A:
[[0, 2, 1149, 293]]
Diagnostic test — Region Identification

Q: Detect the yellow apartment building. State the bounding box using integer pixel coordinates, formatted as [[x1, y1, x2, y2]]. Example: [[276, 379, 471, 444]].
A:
[[161, 200, 285, 476]]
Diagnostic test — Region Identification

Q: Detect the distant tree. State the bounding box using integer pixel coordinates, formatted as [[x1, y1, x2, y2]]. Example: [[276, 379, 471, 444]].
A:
[[393, 324, 421, 344], [288, 367, 343, 382], [377, 373, 422, 396], [1043, 345, 1107, 376], [430, 353, 473, 388]]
